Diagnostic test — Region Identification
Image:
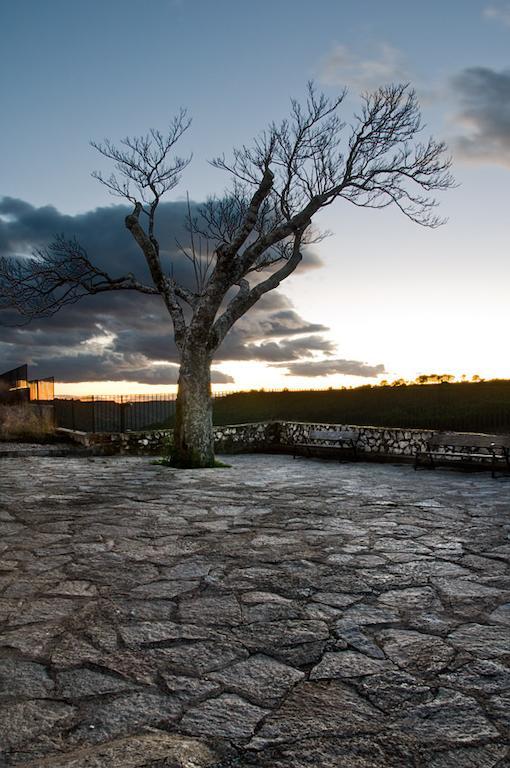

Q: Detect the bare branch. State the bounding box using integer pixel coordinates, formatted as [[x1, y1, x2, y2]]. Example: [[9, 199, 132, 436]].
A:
[[2, 84, 455, 378], [124, 202, 187, 345], [90, 114, 200, 344], [224, 167, 274, 255], [91, 110, 192, 208], [210, 229, 307, 350], [0, 236, 158, 320], [211, 83, 454, 273]]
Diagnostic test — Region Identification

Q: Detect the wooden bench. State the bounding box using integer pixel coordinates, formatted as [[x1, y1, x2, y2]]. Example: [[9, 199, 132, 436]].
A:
[[293, 429, 359, 461], [415, 433, 510, 477]]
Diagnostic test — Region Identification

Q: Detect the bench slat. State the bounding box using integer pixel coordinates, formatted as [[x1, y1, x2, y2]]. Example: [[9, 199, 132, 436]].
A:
[[426, 451, 502, 459], [293, 429, 359, 461], [415, 433, 510, 477], [429, 433, 510, 449], [309, 430, 358, 441]]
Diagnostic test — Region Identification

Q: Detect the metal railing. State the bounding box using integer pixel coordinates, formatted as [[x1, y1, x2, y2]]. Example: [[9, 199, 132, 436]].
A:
[[54, 393, 178, 432], [53, 385, 510, 436]]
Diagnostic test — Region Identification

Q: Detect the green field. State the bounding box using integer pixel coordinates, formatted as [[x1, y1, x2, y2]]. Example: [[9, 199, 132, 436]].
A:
[[212, 381, 510, 434]]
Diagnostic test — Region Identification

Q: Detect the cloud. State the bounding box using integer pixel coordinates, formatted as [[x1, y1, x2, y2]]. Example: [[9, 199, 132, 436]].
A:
[[0, 196, 323, 282], [318, 43, 410, 92], [451, 67, 510, 166], [31, 354, 233, 385], [241, 335, 336, 362], [0, 197, 338, 385], [280, 358, 386, 379], [0, 328, 235, 384], [259, 310, 328, 338], [483, 3, 510, 26]]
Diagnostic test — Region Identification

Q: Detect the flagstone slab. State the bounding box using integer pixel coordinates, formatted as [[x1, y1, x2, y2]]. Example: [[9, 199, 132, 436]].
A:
[[447, 623, 510, 658], [310, 650, 393, 679], [0, 700, 76, 750], [378, 629, 455, 675], [68, 691, 182, 745], [397, 689, 501, 745], [180, 693, 269, 740], [55, 667, 140, 698], [426, 744, 509, 768], [0, 659, 54, 699], [248, 680, 382, 749], [13, 732, 217, 768], [208, 653, 305, 707], [178, 594, 242, 625]]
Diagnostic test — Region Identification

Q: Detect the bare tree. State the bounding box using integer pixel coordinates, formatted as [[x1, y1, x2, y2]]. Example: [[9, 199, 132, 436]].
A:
[[0, 83, 454, 466]]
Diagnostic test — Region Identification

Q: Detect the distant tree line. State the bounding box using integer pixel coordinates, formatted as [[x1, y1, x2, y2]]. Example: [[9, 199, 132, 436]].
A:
[[378, 373, 484, 387]]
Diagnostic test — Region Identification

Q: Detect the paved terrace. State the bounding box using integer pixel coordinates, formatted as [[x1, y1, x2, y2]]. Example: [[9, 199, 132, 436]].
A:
[[0, 455, 509, 768]]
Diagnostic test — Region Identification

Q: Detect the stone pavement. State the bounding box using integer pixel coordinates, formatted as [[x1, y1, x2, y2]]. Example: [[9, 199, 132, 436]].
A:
[[0, 454, 509, 767], [0, 443, 89, 458]]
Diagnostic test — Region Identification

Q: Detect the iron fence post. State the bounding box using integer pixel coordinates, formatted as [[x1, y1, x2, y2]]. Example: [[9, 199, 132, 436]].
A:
[[120, 399, 126, 432]]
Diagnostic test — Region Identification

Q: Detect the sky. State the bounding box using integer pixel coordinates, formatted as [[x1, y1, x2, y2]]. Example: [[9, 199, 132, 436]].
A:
[[1, 0, 509, 395]]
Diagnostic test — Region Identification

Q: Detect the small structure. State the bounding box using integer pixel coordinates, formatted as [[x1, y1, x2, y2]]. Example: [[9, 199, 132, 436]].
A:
[[0, 364, 54, 403]]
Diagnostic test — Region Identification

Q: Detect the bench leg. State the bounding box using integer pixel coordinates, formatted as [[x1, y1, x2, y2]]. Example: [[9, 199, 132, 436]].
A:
[[491, 450, 510, 479], [414, 452, 430, 470], [415, 452, 436, 470]]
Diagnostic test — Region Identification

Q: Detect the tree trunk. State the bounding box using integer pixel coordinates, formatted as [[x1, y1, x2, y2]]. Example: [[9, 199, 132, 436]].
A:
[[172, 344, 215, 467]]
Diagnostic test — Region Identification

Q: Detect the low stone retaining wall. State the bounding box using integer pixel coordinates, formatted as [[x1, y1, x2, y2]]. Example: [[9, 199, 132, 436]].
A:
[[58, 423, 502, 469], [57, 422, 279, 456], [57, 428, 171, 455], [214, 422, 281, 453], [280, 422, 503, 466], [279, 421, 432, 458]]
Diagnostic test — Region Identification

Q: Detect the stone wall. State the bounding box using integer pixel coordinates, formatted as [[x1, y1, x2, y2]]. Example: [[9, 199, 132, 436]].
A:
[[58, 422, 501, 466], [279, 421, 432, 458], [214, 422, 281, 453], [57, 422, 279, 456], [279, 422, 498, 465], [57, 427, 171, 455]]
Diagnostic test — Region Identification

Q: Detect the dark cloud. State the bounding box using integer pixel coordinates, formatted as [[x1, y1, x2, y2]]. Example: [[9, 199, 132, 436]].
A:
[[452, 67, 510, 166], [0, 197, 340, 385], [244, 336, 336, 362], [30, 355, 233, 385], [259, 310, 328, 338], [0, 335, 234, 384], [0, 196, 323, 282], [280, 358, 386, 378]]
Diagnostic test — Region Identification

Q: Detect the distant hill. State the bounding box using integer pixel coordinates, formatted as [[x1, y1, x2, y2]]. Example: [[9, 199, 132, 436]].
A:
[[212, 380, 510, 434]]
